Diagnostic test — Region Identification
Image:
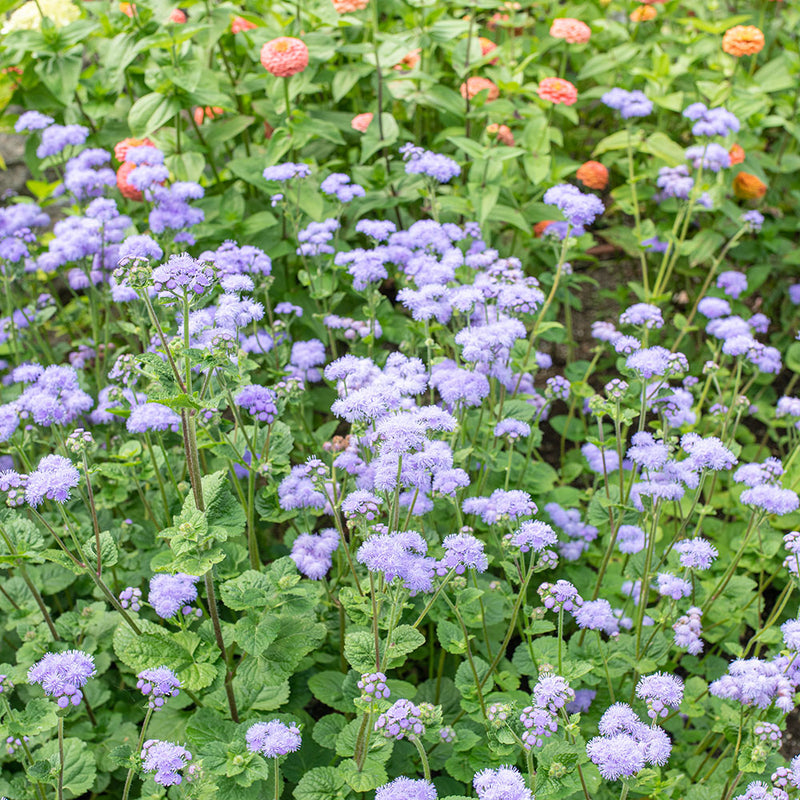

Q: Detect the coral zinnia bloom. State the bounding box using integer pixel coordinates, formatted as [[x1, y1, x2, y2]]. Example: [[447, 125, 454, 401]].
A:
[[169, 8, 186, 22], [460, 76, 500, 102], [479, 37, 498, 64], [351, 112, 373, 133], [487, 123, 515, 146], [260, 37, 309, 77], [729, 144, 745, 165], [193, 106, 223, 126], [722, 25, 764, 57], [114, 137, 154, 163], [332, 0, 368, 11], [537, 77, 577, 105], [120, 2, 136, 17], [550, 18, 591, 44], [534, 220, 556, 238], [576, 161, 609, 190], [117, 162, 143, 202], [394, 49, 421, 71], [733, 172, 766, 199], [630, 5, 656, 21], [231, 16, 257, 33]]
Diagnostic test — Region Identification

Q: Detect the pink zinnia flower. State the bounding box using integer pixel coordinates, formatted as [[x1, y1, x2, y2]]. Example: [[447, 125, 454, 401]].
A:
[[460, 76, 499, 102], [260, 37, 309, 78], [550, 18, 590, 43], [351, 113, 374, 133], [332, 0, 369, 10], [169, 8, 187, 23], [537, 77, 577, 105], [232, 16, 257, 33]]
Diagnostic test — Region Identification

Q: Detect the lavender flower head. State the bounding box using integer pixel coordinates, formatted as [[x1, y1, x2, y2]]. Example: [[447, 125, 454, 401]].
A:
[[235, 384, 278, 423], [136, 667, 181, 710], [473, 765, 532, 800], [141, 740, 192, 786], [543, 183, 605, 228], [620, 303, 663, 329], [321, 173, 365, 203], [674, 537, 718, 570], [601, 88, 653, 118], [511, 520, 558, 553], [494, 418, 531, 439], [342, 490, 381, 521], [358, 672, 391, 703], [246, 719, 302, 757], [263, 162, 312, 181], [290, 528, 339, 579], [683, 103, 740, 137], [28, 650, 96, 708], [635, 673, 684, 719], [148, 573, 201, 619], [376, 778, 438, 800], [519, 705, 558, 749], [15, 111, 54, 132], [24, 454, 80, 507], [152, 253, 214, 295], [437, 532, 488, 575], [538, 580, 583, 612], [374, 698, 425, 740], [401, 145, 460, 183], [119, 587, 142, 611], [673, 606, 703, 654]]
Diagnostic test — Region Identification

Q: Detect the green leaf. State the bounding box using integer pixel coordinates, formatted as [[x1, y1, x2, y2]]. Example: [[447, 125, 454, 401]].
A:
[[186, 707, 238, 749], [338, 757, 388, 792], [205, 115, 256, 148], [344, 631, 375, 673], [294, 766, 346, 800], [308, 670, 351, 712], [437, 619, 467, 654], [360, 113, 399, 162], [82, 531, 118, 569], [34, 738, 96, 797], [128, 92, 180, 137], [311, 714, 348, 749], [643, 132, 686, 166], [7, 698, 57, 737], [220, 570, 272, 610], [113, 619, 218, 691], [234, 613, 280, 656]]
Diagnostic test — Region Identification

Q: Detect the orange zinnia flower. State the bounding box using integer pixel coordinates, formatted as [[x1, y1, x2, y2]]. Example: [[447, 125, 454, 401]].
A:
[[534, 220, 556, 238], [394, 49, 421, 71], [114, 137, 154, 163], [733, 172, 766, 199], [260, 37, 309, 77], [169, 8, 186, 23], [119, 2, 136, 17], [537, 77, 577, 106], [722, 25, 764, 57], [729, 144, 745, 165], [486, 123, 515, 146], [332, 0, 369, 11], [116, 162, 143, 202], [193, 106, 223, 126], [576, 161, 609, 190], [460, 76, 500, 102], [231, 16, 257, 33], [550, 18, 591, 44], [351, 112, 373, 133], [630, 5, 657, 21]]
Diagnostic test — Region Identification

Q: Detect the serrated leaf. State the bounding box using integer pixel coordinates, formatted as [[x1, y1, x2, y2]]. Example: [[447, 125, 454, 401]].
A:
[[294, 766, 346, 800]]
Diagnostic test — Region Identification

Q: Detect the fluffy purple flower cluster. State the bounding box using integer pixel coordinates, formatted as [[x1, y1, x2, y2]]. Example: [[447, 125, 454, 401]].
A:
[[290, 528, 339, 579], [401, 144, 460, 183], [357, 530, 434, 595], [152, 253, 214, 295], [635, 673, 684, 719], [141, 740, 192, 786], [374, 698, 425, 739], [673, 606, 703, 654], [235, 384, 278, 423], [136, 667, 181, 710], [321, 173, 365, 203], [601, 88, 653, 118], [28, 650, 96, 708], [148, 573, 201, 619], [463, 489, 536, 524], [683, 102, 740, 137], [538, 580, 583, 612], [710, 658, 797, 712], [586, 702, 672, 780], [358, 671, 391, 703], [473, 765, 532, 800], [376, 778, 437, 800], [245, 719, 302, 757], [543, 183, 604, 228]]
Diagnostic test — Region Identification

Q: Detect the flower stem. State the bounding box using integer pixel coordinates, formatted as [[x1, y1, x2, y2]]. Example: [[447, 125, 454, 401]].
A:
[[411, 735, 431, 781], [57, 715, 65, 800], [121, 707, 152, 800]]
